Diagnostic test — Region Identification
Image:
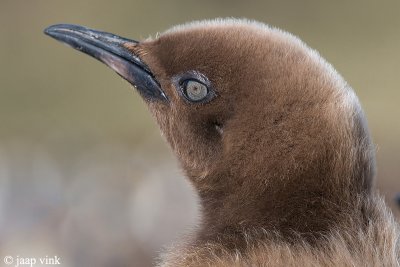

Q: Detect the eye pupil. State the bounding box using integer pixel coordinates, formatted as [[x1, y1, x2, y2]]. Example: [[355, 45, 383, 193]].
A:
[[184, 80, 208, 102]]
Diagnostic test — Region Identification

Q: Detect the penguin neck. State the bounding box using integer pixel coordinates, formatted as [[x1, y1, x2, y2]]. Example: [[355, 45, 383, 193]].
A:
[[193, 167, 364, 246]]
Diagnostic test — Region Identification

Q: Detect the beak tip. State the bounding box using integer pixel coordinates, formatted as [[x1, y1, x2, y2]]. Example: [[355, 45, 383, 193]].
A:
[[43, 24, 75, 37], [43, 25, 53, 35], [43, 24, 64, 38], [43, 26, 52, 36]]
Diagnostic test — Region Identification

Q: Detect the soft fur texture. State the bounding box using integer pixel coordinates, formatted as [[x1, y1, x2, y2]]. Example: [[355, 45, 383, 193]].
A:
[[74, 18, 399, 266], [160, 196, 399, 266], [122, 18, 400, 266]]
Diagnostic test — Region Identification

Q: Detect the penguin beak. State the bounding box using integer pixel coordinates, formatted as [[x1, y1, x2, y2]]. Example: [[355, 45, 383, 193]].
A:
[[44, 24, 167, 101]]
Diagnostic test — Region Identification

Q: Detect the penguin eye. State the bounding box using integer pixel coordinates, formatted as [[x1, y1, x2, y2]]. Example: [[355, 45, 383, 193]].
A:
[[173, 71, 215, 103], [182, 80, 209, 102]]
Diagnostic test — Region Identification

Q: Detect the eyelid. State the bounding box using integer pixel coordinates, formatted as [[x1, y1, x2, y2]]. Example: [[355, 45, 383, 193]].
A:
[[177, 71, 210, 85], [181, 78, 206, 87], [172, 71, 216, 104]]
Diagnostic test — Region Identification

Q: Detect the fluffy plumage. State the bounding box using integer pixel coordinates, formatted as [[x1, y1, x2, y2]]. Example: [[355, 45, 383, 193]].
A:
[[133, 19, 399, 266], [46, 18, 400, 266]]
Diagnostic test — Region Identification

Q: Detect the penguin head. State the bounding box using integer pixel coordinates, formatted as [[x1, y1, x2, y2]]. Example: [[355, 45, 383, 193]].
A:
[[45, 19, 375, 232]]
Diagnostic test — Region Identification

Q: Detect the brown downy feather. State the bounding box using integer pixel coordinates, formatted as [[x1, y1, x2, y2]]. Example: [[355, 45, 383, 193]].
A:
[[128, 19, 399, 266], [47, 18, 400, 266]]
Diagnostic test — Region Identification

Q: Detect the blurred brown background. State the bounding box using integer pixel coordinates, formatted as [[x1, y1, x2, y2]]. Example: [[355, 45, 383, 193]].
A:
[[0, 1, 399, 266]]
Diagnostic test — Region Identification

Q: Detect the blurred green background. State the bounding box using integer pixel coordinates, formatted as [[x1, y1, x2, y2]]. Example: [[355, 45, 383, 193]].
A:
[[0, 1, 399, 266]]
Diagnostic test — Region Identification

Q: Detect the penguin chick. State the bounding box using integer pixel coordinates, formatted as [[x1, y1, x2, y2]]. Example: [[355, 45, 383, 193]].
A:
[[45, 19, 399, 266]]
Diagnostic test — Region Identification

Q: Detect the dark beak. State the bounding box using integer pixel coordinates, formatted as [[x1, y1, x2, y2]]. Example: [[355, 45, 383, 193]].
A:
[[44, 24, 167, 101]]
